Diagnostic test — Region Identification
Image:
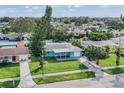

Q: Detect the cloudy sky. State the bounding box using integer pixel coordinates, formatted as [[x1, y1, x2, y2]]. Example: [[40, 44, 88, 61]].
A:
[[0, 5, 123, 17]]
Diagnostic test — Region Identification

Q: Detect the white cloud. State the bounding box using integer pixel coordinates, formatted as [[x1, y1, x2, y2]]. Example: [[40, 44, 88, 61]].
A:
[[9, 9, 15, 13], [69, 8, 73, 11], [27, 9, 33, 12], [32, 6, 39, 10], [24, 6, 30, 9], [100, 5, 110, 8], [68, 6, 74, 11], [0, 10, 6, 13], [3, 8, 16, 13], [74, 5, 80, 8]]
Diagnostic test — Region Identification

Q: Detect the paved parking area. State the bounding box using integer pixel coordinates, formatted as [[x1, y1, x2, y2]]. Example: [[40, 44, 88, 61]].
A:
[[37, 75, 124, 88]]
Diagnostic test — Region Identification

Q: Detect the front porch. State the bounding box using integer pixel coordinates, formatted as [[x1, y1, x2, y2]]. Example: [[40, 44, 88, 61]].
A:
[[0, 56, 20, 63], [54, 52, 79, 61]]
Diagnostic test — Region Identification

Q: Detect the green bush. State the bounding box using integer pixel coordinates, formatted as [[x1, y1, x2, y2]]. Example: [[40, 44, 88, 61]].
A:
[[79, 63, 88, 69], [0, 59, 9, 66], [121, 53, 124, 57], [88, 29, 113, 41]]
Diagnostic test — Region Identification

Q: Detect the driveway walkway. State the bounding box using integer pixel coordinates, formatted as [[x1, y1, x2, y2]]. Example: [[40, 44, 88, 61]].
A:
[[17, 60, 37, 88], [79, 57, 109, 77], [37, 74, 124, 88]]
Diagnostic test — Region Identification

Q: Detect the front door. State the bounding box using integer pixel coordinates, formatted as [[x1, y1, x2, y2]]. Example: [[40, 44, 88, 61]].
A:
[[12, 56, 16, 61]]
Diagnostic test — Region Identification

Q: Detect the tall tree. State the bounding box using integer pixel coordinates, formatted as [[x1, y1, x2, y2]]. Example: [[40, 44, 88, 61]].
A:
[[70, 38, 83, 49], [29, 5, 53, 79], [120, 14, 123, 21], [115, 47, 121, 66], [85, 46, 107, 65], [42, 5, 53, 40], [10, 17, 35, 40]]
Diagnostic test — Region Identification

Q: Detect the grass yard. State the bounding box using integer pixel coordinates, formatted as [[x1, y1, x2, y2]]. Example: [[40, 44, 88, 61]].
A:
[[0, 80, 20, 88], [29, 58, 87, 75], [103, 67, 124, 75], [99, 54, 124, 67], [0, 63, 20, 79], [33, 71, 95, 84]]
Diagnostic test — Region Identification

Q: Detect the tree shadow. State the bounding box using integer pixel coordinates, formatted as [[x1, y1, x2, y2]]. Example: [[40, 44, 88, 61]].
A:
[[109, 67, 123, 74], [31, 67, 41, 74], [0, 63, 19, 69]]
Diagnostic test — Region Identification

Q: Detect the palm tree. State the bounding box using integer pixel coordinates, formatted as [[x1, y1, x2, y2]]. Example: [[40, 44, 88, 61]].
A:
[[115, 47, 121, 66], [104, 46, 110, 56]]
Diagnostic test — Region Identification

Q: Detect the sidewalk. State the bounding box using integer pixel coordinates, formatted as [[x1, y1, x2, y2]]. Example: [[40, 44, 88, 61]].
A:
[[32, 69, 91, 78], [0, 62, 124, 83], [0, 69, 90, 82]]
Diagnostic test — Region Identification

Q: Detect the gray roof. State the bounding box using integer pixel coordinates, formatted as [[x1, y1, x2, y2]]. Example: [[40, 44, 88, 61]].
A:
[[82, 40, 118, 47], [45, 42, 82, 53], [111, 37, 124, 47], [0, 34, 20, 39]]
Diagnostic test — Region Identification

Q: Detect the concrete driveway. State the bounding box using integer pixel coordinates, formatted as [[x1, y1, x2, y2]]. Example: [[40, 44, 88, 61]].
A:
[[79, 57, 109, 76], [18, 60, 37, 88]]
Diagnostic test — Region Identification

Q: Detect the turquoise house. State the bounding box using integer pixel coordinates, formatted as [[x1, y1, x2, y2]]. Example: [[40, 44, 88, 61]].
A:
[[45, 42, 83, 61]]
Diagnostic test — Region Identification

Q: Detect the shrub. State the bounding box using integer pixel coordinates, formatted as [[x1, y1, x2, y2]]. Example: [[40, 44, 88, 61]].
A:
[[0, 59, 9, 66], [79, 63, 88, 69], [121, 53, 124, 57]]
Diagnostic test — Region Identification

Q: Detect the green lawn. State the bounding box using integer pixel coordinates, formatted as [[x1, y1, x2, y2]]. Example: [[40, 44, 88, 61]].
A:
[[29, 58, 87, 75], [33, 71, 95, 84], [0, 80, 20, 88], [103, 67, 124, 75], [99, 54, 124, 67], [0, 64, 20, 79]]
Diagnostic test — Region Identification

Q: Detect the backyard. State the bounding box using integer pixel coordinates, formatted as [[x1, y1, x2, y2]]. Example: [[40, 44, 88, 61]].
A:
[[29, 58, 87, 75], [99, 54, 124, 67], [0, 63, 20, 79]]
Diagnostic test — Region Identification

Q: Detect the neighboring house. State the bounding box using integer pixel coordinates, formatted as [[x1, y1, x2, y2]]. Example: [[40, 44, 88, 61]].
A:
[[0, 22, 8, 26], [111, 37, 124, 47], [45, 42, 83, 61], [70, 29, 91, 37], [82, 40, 118, 47], [0, 41, 30, 63], [0, 34, 24, 41], [113, 30, 124, 37], [0, 48, 30, 63]]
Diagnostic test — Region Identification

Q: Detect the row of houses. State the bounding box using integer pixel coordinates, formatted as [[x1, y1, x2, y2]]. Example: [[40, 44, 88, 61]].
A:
[[68, 29, 124, 37], [0, 41, 83, 63], [82, 37, 124, 48], [0, 34, 25, 41]]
